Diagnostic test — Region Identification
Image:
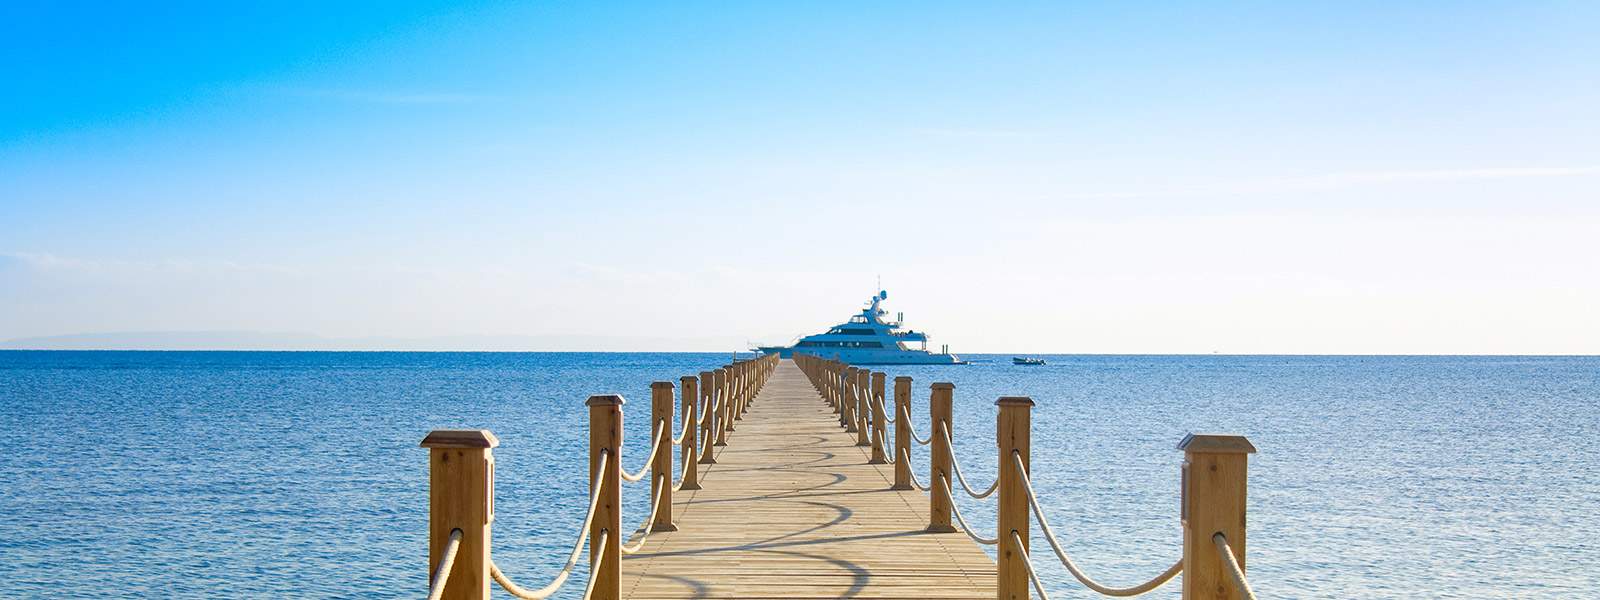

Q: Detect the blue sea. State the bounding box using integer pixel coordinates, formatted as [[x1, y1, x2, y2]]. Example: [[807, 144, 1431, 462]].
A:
[[1, 352, 1596, 598]]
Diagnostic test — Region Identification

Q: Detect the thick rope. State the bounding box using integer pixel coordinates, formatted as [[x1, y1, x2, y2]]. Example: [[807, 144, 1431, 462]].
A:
[[940, 424, 998, 500], [937, 473, 999, 545], [671, 398, 694, 446], [901, 446, 929, 491], [901, 403, 933, 446], [489, 451, 610, 600], [579, 530, 609, 600], [425, 528, 463, 600], [621, 474, 668, 554], [1213, 533, 1259, 600], [621, 420, 667, 483], [1013, 451, 1182, 596], [1013, 530, 1057, 600]]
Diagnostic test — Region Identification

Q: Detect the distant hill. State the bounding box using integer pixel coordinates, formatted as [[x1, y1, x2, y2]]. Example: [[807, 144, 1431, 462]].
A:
[[0, 331, 750, 352]]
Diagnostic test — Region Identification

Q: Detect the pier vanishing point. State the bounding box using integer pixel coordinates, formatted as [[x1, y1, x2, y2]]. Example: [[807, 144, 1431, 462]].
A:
[[421, 356, 1259, 600]]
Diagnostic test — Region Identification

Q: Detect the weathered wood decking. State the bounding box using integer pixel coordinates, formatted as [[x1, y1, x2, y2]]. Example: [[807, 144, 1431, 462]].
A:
[[617, 361, 996, 599]]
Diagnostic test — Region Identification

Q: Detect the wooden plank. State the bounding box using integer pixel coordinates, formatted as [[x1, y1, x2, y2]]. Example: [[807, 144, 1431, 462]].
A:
[[617, 360, 995, 599]]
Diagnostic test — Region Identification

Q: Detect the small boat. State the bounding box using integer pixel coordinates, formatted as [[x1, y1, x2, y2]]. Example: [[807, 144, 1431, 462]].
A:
[[1012, 357, 1046, 365]]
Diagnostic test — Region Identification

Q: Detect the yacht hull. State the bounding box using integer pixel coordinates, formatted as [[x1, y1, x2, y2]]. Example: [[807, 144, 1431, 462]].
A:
[[756, 346, 963, 365]]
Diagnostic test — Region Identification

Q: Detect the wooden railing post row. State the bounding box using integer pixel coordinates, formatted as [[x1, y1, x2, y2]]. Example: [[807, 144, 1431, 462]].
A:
[[650, 382, 678, 532], [679, 375, 701, 490], [996, 396, 1034, 600], [586, 394, 624, 600], [1179, 434, 1256, 600], [731, 361, 743, 419], [855, 369, 871, 447], [420, 429, 498, 600], [743, 360, 753, 412], [892, 376, 913, 489], [842, 367, 859, 431], [927, 382, 956, 533], [714, 367, 731, 443], [831, 361, 843, 412], [698, 371, 718, 464], [838, 361, 847, 411], [868, 371, 888, 463]]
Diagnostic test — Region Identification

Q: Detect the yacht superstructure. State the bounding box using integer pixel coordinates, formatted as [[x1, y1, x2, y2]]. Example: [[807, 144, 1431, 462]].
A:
[[755, 291, 962, 365]]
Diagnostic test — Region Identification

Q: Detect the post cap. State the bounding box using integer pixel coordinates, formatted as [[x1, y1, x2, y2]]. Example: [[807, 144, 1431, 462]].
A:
[[847, 366, 860, 373], [680, 375, 696, 384], [651, 381, 675, 389], [420, 429, 500, 449], [872, 372, 886, 381], [930, 382, 955, 390], [1177, 433, 1256, 454], [894, 376, 912, 382], [996, 396, 1035, 407], [699, 371, 713, 377], [586, 394, 627, 407]]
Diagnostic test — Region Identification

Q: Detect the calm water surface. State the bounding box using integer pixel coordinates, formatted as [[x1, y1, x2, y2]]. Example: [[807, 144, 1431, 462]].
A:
[[1, 352, 1596, 598]]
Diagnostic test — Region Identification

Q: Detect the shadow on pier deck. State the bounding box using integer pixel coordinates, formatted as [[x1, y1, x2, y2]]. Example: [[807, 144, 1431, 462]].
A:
[[617, 362, 992, 598], [420, 356, 1258, 600]]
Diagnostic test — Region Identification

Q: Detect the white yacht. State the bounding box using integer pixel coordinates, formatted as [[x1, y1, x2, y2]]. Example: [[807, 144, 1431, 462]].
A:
[[756, 290, 962, 365]]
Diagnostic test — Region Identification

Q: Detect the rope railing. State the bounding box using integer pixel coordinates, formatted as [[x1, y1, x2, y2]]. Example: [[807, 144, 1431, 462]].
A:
[[621, 474, 669, 554], [900, 446, 929, 491], [1013, 450, 1182, 596], [941, 424, 998, 500], [621, 420, 668, 483], [902, 401, 933, 446], [792, 353, 1260, 600], [421, 353, 782, 600], [937, 472, 1000, 545], [1213, 533, 1259, 600], [488, 449, 609, 599], [425, 528, 463, 600], [670, 397, 694, 446]]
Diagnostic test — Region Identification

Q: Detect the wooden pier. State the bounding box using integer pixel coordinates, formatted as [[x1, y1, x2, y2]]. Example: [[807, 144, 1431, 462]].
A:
[[420, 356, 1259, 600]]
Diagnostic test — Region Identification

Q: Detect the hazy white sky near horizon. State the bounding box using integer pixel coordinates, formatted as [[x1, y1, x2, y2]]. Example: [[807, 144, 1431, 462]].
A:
[[2, 2, 1597, 353]]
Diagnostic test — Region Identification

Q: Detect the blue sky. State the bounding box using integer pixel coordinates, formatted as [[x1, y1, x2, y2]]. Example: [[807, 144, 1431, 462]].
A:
[[2, 1, 1597, 352]]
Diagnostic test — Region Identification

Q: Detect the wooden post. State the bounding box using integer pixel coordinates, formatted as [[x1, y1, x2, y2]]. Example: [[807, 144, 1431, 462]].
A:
[[869, 371, 888, 463], [855, 370, 870, 447], [586, 395, 624, 600], [715, 368, 731, 442], [830, 364, 842, 414], [698, 371, 717, 464], [892, 376, 913, 489], [650, 382, 678, 532], [842, 367, 858, 431], [1180, 434, 1256, 600], [421, 429, 498, 600], [927, 382, 956, 532], [679, 375, 701, 490], [996, 397, 1034, 600]]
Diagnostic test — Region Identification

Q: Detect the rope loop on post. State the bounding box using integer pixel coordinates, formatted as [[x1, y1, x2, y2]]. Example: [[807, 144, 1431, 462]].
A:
[[1213, 533, 1260, 600], [424, 528, 463, 600], [671, 397, 694, 446], [901, 402, 933, 446], [1012, 450, 1183, 596], [936, 472, 999, 545], [488, 450, 611, 600], [621, 474, 669, 555], [939, 423, 998, 500], [621, 420, 667, 483], [901, 446, 929, 491]]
